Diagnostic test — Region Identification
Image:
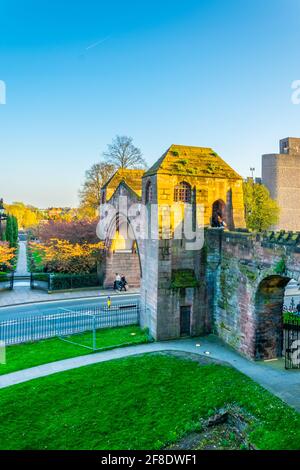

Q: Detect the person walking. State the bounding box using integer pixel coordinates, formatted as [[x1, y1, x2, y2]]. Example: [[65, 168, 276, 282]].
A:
[[121, 275, 128, 291], [296, 301, 300, 315], [114, 273, 121, 290], [107, 296, 111, 309]]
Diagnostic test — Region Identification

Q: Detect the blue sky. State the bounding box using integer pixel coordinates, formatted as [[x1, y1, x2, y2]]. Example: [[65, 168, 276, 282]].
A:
[[1, 0, 300, 207]]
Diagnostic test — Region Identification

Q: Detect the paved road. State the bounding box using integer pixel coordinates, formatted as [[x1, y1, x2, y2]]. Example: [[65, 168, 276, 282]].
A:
[[14, 240, 30, 287], [0, 293, 140, 321], [0, 293, 140, 345], [1, 335, 300, 412], [15, 241, 30, 277]]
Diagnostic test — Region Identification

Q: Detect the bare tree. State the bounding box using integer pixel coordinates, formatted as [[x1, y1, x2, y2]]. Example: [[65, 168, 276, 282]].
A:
[[103, 135, 146, 169], [79, 162, 115, 213]]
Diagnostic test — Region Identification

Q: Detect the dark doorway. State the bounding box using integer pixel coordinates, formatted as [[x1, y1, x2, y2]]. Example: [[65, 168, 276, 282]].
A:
[[211, 199, 226, 227], [180, 306, 191, 336], [255, 275, 290, 360]]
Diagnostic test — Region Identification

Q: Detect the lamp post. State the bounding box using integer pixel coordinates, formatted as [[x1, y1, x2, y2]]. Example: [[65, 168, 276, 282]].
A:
[[0, 199, 7, 239]]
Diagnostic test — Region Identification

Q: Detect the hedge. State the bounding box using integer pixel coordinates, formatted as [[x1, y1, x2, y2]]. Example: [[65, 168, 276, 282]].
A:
[[0, 272, 11, 282], [49, 273, 100, 291]]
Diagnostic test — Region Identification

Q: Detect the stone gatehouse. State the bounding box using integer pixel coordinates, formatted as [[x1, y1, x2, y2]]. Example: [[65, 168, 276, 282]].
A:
[[99, 143, 300, 361], [139, 144, 245, 340]]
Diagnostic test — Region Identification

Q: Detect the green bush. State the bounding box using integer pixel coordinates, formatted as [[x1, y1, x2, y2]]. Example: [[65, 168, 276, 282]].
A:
[[50, 273, 100, 291], [32, 273, 49, 282], [283, 312, 300, 325], [274, 258, 286, 275], [0, 272, 10, 282]]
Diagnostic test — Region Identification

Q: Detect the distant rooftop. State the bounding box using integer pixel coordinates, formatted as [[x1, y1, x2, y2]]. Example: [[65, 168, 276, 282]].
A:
[[102, 168, 145, 201], [144, 144, 242, 179]]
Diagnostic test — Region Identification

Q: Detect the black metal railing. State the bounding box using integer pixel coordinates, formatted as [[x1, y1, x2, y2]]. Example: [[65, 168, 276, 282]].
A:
[[30, 272, 50, 290], [0, 304, 140, 346], [283, 314, 300, 369], [30, 272, 101, 292], [0, 271, 14, 290]]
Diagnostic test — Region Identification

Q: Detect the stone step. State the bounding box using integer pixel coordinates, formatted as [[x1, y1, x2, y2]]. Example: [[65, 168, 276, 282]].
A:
[[103, 252, 141, 288]]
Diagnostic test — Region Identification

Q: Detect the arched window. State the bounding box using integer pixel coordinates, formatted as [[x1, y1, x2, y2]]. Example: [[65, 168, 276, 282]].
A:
[[174, 181, 191, 203], [145, 181, 153, 204]]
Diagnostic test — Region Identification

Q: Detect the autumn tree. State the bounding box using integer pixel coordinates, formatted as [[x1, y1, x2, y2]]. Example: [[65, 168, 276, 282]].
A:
[[243, 180, 280, 231], [79, 162, 115, 215], [5, 202, 41, 229], [103, 135, 146, 169], [37, 219, 99, 244], [29, 239, 103, 274], [0, 242, 15, 271]]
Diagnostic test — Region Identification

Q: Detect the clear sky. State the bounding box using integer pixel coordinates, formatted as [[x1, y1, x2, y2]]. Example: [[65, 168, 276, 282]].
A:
[[1, 0, 300, 207]]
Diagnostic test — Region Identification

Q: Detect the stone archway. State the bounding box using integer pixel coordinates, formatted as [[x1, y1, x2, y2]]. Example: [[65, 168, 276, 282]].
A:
[[254, 275, 291, 360], [103, 213, 142, 288]]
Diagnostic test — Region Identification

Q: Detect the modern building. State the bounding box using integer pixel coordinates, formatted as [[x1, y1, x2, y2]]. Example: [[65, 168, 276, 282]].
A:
[[262, 137, 300, 231]]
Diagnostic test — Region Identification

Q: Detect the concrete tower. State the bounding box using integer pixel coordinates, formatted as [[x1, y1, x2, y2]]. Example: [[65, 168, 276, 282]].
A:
[[262, 137, 300, 231]]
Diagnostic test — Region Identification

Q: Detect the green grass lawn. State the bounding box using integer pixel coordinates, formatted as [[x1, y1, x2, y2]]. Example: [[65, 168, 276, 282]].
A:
[[28, 245, 45, 272], [0, 325, 149, 375], [0, 354, 299, 450]]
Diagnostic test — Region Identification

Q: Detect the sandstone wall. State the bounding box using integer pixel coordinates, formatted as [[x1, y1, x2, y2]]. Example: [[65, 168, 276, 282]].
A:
[[206, 229, 300, 360]]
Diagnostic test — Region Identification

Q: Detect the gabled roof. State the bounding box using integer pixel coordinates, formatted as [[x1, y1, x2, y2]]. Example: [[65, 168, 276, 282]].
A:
[[102, 168, 145, 201], [144, 144, 242, 180]]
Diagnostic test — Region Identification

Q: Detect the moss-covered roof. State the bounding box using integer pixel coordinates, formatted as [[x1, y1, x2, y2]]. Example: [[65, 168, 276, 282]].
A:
[[102, 169, 145, 200], [144, 144, 242, 180]]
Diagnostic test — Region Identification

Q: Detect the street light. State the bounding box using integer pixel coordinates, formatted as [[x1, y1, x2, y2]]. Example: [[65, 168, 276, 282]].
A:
[[0, 198, 7, 238]]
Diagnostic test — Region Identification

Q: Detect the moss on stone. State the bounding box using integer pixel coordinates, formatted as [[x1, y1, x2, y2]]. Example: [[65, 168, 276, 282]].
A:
[[171, 269, 199, 289], [274, 258, 286, 275], [239, 265, 258, 283], [144, 144, 242, 179], [220, 321, 231, 331]]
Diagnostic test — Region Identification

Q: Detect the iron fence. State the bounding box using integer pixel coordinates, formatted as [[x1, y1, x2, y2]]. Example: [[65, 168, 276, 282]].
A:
[[283, 314, 300, 369], [0, 272, 14, 290], [30, 273, 50, 290], [30, 273, 101, 292], [0, 304, 140, 346]]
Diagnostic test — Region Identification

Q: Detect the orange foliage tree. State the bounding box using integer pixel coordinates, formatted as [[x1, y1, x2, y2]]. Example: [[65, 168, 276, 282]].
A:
[[29, 239, 104, 274], [0, 242, 16, 271]]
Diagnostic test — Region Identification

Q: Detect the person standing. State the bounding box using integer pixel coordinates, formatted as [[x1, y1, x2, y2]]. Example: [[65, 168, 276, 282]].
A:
[[121, 275, 127, 291], [114, 273, 121, 290], [107, 296, 111, 309]]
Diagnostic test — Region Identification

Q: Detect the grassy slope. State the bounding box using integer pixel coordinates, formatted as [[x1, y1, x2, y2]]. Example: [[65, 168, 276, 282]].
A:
[[0, 326, 148, 375], [0, 354, 299, 450], [28, 245, 45, 272]]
